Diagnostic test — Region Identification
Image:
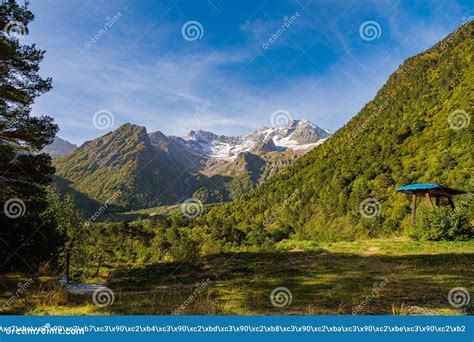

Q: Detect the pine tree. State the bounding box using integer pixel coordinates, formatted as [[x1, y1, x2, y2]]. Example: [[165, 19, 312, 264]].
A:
[[0, 0, 59, 272]]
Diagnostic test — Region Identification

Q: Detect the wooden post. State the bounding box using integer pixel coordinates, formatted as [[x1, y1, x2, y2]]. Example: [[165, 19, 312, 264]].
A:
[[447, 196, 455, 210], [94, 254, 103, 278], [65, 250, 71, 284], [435, 196, 440, 207], [424, 193, 434, 209], [411, 193, 417, 225]]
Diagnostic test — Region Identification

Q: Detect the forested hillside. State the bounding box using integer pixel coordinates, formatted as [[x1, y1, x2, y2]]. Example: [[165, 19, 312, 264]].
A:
[[53, 123, 188, 210], [53, 119, 329, 212], [189, 22, 473, 243]]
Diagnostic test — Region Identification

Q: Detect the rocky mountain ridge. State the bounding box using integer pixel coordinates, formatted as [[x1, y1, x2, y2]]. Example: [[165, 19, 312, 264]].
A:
[[52, 119, 330, 212]]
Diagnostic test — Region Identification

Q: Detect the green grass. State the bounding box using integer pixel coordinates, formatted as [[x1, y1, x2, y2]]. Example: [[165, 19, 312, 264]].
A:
[[99, 203, 219, 222], [1, 238, 473, 315], [96, 204, 180, 221]]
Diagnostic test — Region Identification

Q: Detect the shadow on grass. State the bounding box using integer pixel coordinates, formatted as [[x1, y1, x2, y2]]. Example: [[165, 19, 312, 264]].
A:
[[103, 251, 474, 315], [1, 250, 471, 315]]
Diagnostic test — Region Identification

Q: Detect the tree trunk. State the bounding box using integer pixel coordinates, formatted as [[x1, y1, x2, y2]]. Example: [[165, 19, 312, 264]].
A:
[[94, 254, 103, 278]]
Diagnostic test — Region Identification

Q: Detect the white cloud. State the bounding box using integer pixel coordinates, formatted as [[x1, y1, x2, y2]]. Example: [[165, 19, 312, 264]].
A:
[[26, 0, 467, 145]]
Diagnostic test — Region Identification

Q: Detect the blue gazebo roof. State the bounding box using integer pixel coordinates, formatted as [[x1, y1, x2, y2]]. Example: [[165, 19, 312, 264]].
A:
[[396, 183, 440, 191], [396, 183, 466, 195]]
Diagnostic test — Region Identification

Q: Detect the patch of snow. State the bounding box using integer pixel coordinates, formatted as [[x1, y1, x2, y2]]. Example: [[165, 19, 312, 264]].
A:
[[274, 136, 328, 150], [57, 274, 67, 285], [182, 119, 331, 160], [65, 283, 106, 294]]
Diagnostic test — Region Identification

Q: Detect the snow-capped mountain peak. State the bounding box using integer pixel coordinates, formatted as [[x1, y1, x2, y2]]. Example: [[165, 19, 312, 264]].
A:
[[182, 119, 331, 160]]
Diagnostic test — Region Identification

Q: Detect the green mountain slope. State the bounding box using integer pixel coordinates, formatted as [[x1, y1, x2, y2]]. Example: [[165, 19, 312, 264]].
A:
[[53, 124, 321, 213], [192, 22, 473, 242], [54, 123, 185, 210]]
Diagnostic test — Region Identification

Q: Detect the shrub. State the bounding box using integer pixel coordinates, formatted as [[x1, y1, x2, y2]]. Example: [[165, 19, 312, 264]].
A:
[[169, 235, 200, 263], [275, 239, 323, 252], [409, 206, 473, 241]]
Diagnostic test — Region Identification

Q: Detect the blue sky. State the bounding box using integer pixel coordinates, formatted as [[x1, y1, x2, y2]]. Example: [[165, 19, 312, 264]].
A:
[[26, 0, 473, 145]]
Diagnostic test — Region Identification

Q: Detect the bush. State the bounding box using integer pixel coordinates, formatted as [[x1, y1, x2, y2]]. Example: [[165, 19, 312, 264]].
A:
[[275, 239, 323, 252], [169, 235, 200, 263], [409, 207, 473, 241]]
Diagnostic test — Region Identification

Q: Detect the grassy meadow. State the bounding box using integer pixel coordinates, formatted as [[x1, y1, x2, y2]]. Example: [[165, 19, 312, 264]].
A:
[[1, 238, 472, 315]]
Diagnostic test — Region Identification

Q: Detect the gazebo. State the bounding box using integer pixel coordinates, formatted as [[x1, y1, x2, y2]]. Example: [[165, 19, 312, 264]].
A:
[[396, 183, 466, 224]]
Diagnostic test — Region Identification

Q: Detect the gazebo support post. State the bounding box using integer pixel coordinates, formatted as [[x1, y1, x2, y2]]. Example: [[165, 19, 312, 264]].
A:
[[424, 193, 434, 208], [397, 184, 466, 226], [411, 193, 417, 225], [447, 196, 455, 210]]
